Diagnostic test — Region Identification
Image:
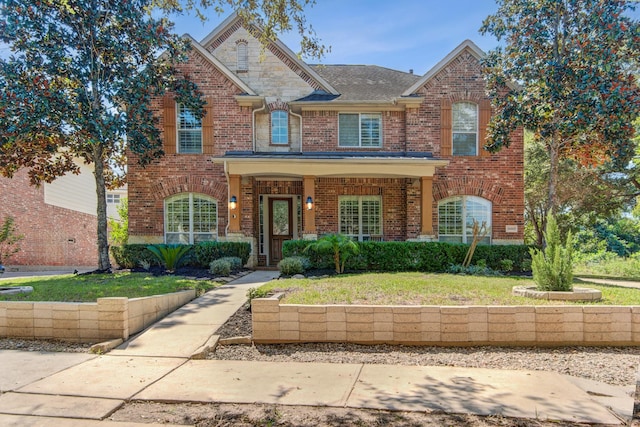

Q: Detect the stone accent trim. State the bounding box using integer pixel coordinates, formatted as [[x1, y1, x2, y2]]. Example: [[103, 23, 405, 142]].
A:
[[252, 297, 640, 346], [0, 290, 195, 342]]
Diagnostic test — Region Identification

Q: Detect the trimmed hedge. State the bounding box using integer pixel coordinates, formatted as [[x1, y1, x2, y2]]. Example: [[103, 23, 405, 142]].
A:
[[111, 241, 251, 269], [193, 241, 251, 267], [282, 240, 532, 273]]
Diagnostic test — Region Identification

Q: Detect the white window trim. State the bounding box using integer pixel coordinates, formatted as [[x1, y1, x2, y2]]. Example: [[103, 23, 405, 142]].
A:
[[338, 113, 383, 148], [177, 103, 203, 154], [338, 195, 383, 242], [438, 195, 491, 244], [452, 102, 478, 156], [164, 193, 218, 244], [270, 110, 289, 145], [236, 41, 248, 72]]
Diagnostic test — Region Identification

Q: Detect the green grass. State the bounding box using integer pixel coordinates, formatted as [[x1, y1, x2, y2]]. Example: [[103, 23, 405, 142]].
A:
[[257, 272, 640, 306], [0, 272, 218, 302], [574, 256, 640, 280]]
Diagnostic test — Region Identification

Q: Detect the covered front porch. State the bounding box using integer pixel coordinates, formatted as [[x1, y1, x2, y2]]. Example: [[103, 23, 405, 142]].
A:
[[214, 152, 448, 266]]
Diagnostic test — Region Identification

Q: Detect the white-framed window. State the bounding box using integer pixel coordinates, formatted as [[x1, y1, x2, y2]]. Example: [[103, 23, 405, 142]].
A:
[[452, 102, 478, 156], [177, 104, 202, 154], [165, 193, 217, 244], [271, 110, 289, 145], [338, 113, 382, 147], [438, 196, 491, 244], [339, 196, 382, 241], [106, 194, 121, 204], [236, 41, 248, 71]]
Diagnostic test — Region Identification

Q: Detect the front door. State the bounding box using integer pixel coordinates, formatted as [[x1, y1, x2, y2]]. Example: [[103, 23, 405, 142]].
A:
[[269, 198, 293, 265]]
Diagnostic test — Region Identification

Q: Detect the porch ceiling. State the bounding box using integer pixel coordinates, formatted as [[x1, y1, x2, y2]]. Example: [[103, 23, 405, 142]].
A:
[[212, 152, 449, 178]]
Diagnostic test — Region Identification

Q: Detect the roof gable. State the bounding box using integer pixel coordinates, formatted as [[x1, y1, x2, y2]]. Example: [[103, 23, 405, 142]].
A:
[[183, 34, 257, 95], [402, 40, 486, 97], [199, 13, 338, 95]]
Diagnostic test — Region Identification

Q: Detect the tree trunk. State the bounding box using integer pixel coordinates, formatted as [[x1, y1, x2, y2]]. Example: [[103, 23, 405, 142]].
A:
[[547, 138, 560, 216], [93, 145, 111, 272]]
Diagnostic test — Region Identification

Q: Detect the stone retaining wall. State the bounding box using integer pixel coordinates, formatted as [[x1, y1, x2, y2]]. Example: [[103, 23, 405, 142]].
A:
[[252, 296, 640, 346], [0, 290, 195, 342]]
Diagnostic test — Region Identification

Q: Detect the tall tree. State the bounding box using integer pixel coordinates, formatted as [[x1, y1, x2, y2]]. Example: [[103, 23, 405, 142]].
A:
[[0, 0, 323, 271], [481, 0, 640, 215]]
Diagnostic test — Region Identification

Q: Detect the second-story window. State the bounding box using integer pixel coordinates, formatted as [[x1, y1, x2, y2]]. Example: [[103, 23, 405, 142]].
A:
[[178, 104, 202, 154], [338, 113, 382, 148], [271, 110, 289, 145], [452, 102, 478, 156]]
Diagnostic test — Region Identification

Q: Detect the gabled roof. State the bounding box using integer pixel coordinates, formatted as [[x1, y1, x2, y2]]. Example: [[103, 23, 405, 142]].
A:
[[199, 13, 339, 95], [182, 34, 257, 95], [310, 65, 421, 102], [402, 39, 486, 97]]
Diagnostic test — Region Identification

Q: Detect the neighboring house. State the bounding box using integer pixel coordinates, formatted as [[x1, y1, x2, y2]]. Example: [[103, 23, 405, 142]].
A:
[[0, 163, 126, 269], [127, 14, 524, 267]]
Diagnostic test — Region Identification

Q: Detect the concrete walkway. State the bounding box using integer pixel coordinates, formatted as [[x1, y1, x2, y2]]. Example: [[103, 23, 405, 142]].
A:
[[0, 270, 634, 426]]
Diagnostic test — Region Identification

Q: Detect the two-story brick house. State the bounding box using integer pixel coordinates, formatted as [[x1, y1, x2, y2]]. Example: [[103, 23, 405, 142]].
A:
[[127, 13, 524, 267]]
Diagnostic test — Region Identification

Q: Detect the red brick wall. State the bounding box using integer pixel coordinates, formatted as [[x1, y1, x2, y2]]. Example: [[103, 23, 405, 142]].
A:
[[128, 48, 252, 242], [0, 170, 98, 267]]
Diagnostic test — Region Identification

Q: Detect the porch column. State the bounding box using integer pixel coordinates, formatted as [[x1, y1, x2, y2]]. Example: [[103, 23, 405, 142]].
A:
[[303, 175, 317, 238], [228, 174, 241, 233], [421, 176, 433, 235]]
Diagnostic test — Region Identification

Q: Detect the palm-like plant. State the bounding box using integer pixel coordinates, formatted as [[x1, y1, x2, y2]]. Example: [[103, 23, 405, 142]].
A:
[[304, 233, 359, 274], [146, 244, 191, 273]]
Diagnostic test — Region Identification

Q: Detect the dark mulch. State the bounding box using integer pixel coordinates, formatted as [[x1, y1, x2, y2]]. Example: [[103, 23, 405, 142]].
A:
[[215, 304, 253, 338]]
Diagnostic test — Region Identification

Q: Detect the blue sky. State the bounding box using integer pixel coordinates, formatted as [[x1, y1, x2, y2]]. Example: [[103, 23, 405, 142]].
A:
[[171, 0, 501, 74]]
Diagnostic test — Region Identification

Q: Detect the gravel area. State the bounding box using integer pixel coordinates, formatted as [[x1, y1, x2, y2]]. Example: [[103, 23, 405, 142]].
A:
[[0, 338, 93, 353], [212, 305, 640, 387]]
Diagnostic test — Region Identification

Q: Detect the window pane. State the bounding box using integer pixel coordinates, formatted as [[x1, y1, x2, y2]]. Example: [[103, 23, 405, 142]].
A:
[[165, 193, 217, 244], [237, 42, 248, 71], [452, 133, 477, 156], [453, 102, 477, 132], [192, 196, 217, 233], [271, 111, 289, 145], [272, 200, 290, 236], [339, 198, 359, 236], [360, 114, 381, 147], [178, 105, 202, 153], [339, 114, 359, 146], [438, 196, 491, 244], [361, 198, 381, 235], [166, 197, 190, 233], [438, 199, 463, 236]]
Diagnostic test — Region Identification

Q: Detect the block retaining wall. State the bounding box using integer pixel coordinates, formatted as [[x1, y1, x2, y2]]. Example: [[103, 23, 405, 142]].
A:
[[0, 290, 195, 342], [252, 296, 640, 346]]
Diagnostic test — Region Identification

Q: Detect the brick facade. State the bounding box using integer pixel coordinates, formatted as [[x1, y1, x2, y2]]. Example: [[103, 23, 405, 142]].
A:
[[127, 16, 525, 266], [0, 170, 97, 267]]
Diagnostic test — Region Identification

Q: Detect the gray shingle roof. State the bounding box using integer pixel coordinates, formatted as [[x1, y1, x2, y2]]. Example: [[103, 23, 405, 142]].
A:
[[309, 65, 422, 102]]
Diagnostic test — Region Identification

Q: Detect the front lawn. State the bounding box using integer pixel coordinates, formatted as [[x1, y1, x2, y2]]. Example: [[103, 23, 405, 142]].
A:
[[257, 273, 640, 305], [0, 272, 218, 302]]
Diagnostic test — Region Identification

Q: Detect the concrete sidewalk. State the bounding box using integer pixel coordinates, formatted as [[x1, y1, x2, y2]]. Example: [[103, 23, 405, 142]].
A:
[[0, 270, 634, 426]]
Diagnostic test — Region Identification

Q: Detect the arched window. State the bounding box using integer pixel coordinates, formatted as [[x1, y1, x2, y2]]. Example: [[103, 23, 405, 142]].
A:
[[452, 102, 478, 156], [236, 41, 248, 72], [271, 110, 289, 145], [165, 193, 217, 244], [438, 196, 491, 244]]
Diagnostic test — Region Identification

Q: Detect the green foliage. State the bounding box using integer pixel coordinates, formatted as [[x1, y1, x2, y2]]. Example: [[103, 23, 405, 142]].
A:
[[481, 0, 640, 214], [304, 234, 359, 274], [147, 244, 192, 272], [499, 259, 514, 273], [284, 240, 532, 273], [210, 258, 231, 276], [530, 215, 574, 291], [193, 241, 251, 267], [110, 244, 157, 269], [246, 287, 270, 301], [278, 256, 310, 276], [0, 216, 24, 265], [447, 264, 502, 276], [108, 198, 129, 246], [209, 256, 242, 274]]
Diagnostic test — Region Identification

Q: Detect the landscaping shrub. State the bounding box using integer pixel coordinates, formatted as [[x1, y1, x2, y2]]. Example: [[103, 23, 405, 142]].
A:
[[531, 215, 573, 291], [447, 263, 502, 276], [147, 244, 192, 272], [304, 233, 360, 274], [110, 244, 157, 269], [278, 256, 310, 276], [194, 241, 251, 267], [499, 259, 514, 272], [283, 240, 532, 273], [210, 258, 232, 276]]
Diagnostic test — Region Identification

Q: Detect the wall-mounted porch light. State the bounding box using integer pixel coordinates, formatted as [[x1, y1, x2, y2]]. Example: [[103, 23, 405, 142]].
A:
[[306, 196, 313, 210], [229, 195, 237, 210]]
